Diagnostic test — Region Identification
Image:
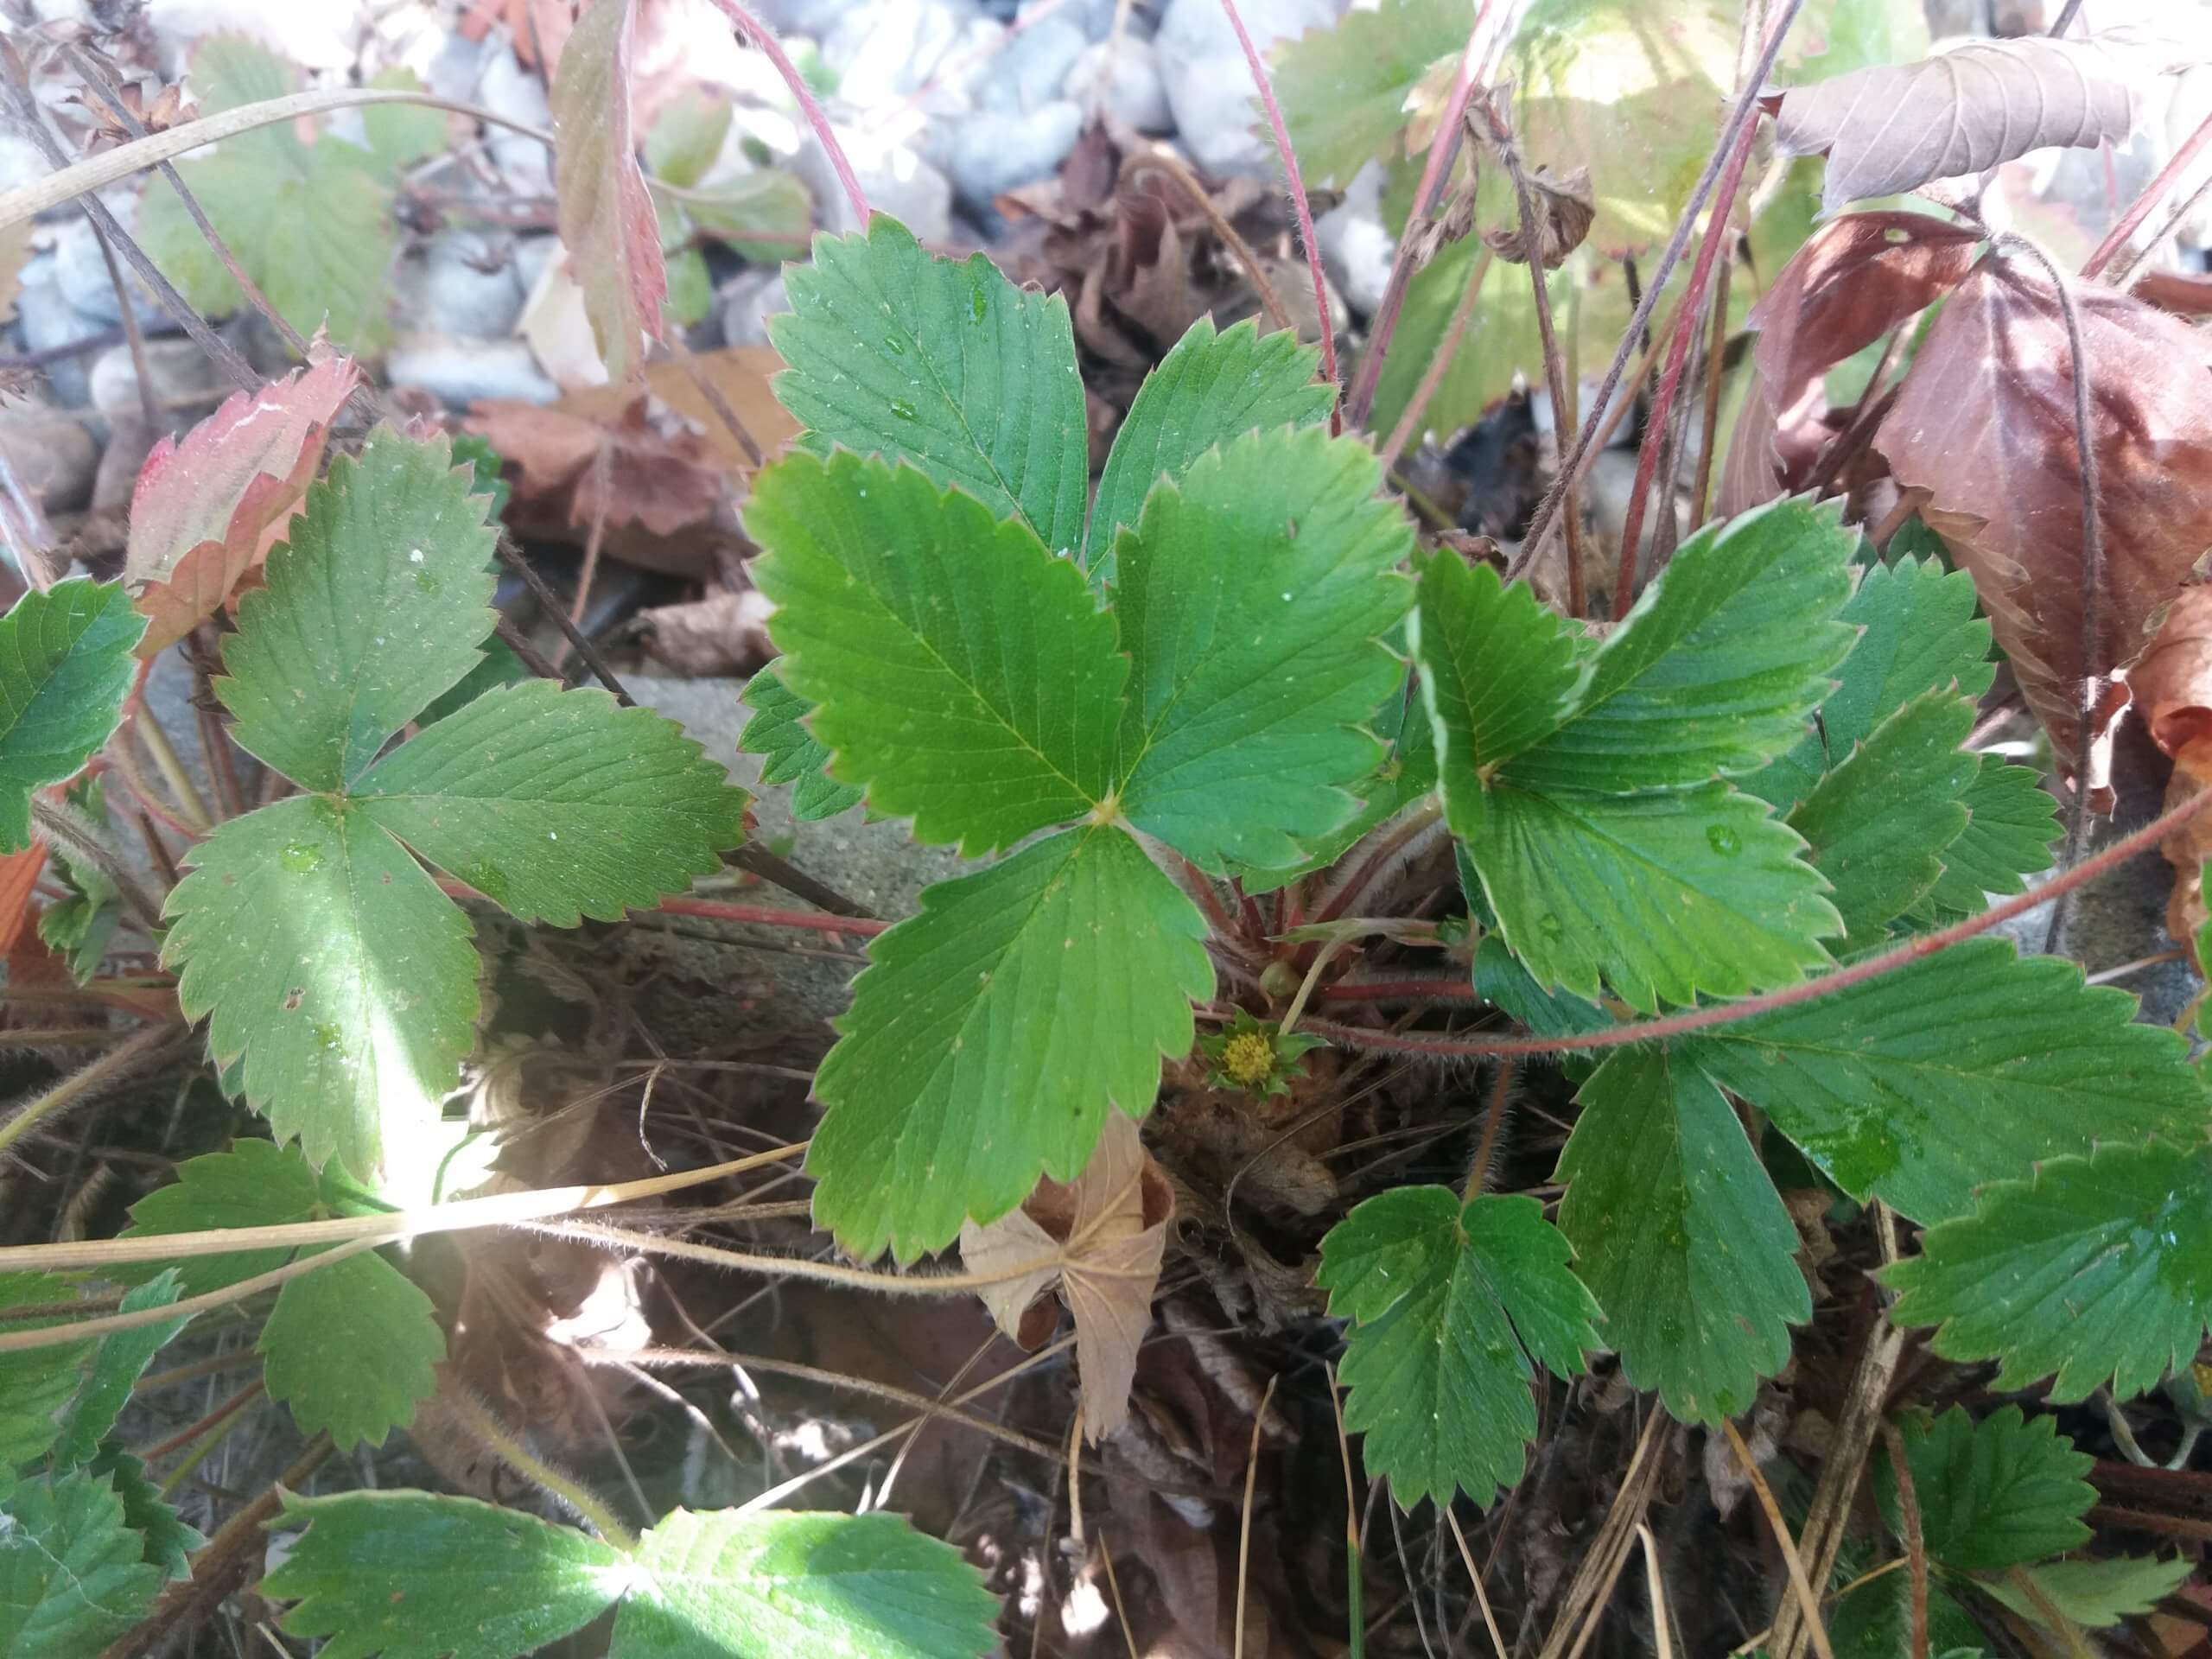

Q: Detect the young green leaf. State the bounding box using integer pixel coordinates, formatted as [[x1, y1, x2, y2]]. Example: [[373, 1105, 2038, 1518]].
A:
[[1084, 317, 1333, 578], [771, 217, 1088, 555], [162, 794, 481, 1179], [748, 453, 1127, 855], [0, 1471, 162, 1653], [0, 579, 144, 853], [266, 1490, 632, 1658], [86, 1449, 203, 1580], [1272, 0, 1466, 188], [1877, 1405, 2093, 1571], [1113, 427, 1414, 873], [1688, 941, 2205, 1224], [1885, 1139, 2212, 1402], [257, 1249, 444, 1449], [1829, 1569, 1984, 1659], [551, 0, 665, 380], [615, 1509, 997, 1657], [0, 1273, 91, 1468], [1411, 551, 1587, 781], [1785, 689, 1976, 943], [119, 1138, 326, 1296], [1555, 1046, 1808, 1422], [739, 664, 863, 821], [1981, 1555, 2194, 1628], [218, 430, 499, 792], [808, 826, 1211, 1261], [1317, 1187, 1601, 1508], [1919, 755, 2060, 918], [50, 1272, 189, 1469], [353, 679, 747, 925]]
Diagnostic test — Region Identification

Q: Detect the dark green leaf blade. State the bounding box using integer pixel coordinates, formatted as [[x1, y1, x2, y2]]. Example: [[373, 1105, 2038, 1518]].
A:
[[1114, 427, 1414, 873], [1877, 1405, 2093, 1571], [1413, 550, 1586, 781], [1084, 317, 1333, 577], [0, 579, 143, 852], [740, 664, 861, 822], [87, 1450, 202, 1580], [1691, 941, 2205, 1223], [748, 452, 1127, 855], [1885, 1139, 2212, 1402], [218, 430, 499, 791], [1922, 755, 2060, 918], [0, 1273, 91, 1468], [1556, 1046, 1808, 1422], [119, 1139, 324, 1296], [162, 796, 481, 1179], [258, 1250, 444, 1450], [52, 1271, 190, 1468], [0, 1471, 162, 1655], [1982, 1556, 2194, 1628], [613, 1509, 999, 1658], [265, 1490, 628, 1659], [770, 217, 1088, 554], [808, 826, 1211, 1261], [355, 679, 747, 925]]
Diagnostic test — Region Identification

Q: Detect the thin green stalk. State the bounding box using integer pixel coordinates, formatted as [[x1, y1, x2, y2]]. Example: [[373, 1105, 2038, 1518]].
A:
[[445, 1389, 637, 1550]]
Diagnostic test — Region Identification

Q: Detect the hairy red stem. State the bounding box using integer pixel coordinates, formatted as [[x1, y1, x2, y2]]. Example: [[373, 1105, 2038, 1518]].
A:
[[651, 896, 889, 937], [2082, 104, 2212, 280], [1317, 978, 1480, 1003], [710, 0, 871, 228]]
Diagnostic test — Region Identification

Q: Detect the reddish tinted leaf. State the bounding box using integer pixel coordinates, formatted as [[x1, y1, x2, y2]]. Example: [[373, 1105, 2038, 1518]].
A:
[[2137, 267, 2212, 320], [124, 347, 359, 658], [550, 0, 665, 382], [1877, 257, 2212, 772], [1772, 37, 2133, 215], [0, 842, 47, 954]]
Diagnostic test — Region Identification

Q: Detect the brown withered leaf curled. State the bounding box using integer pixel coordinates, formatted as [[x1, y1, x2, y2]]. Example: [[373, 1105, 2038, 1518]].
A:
[[2128, 589, 2212, 942], [1719, 212, 1981, 512], [959, 1113, 1173, 1441], [1876, 257, 2212, 774], [1770, 36, 2134, 216], [1482, 165, 1595, 270]]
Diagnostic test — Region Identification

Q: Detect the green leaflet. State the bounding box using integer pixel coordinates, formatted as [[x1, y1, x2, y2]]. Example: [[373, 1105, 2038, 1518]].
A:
[[1874, 1406, 2092, 1572], [414, 635, 529, 731], [1919, 755, 2059, 918], [1885, 1139, 2212, 1402], [119, 1137, 325, 1296], [354, 679, 745, 926], [1113, 427, 1414, 873], [49, 1273, 188, 1471], [748, 452, 1127, 855], [1084, 317, 1334, 579], [739, 664, 863, 821], [0, 579, 143, 853], [1411, 552, 1586, 779], [258, 1249, 444, 1450], [1981, 1556, 2195, 1629], [1272, 0, 1466, 188], [771, 216, 1088, 555], [807, 826, 1211, 1261], [0, 1274, 90, 1469], [36, 777, 122, 982], [0, 1470, 162, 1655], [1556, 1046, 1806, 1422], [88, 1449, 202, 1580], [265, 1491, 999, 1659], [1316, 1187, 1600, 1507]]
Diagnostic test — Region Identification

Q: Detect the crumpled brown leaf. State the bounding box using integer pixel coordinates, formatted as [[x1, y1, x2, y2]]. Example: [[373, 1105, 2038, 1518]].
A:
[[1875, 256, 2212, 775], [959, 1113, 1173, 1441], [2130, 588, 2212, 943], [1482, 165, 1594, 270], [632, 585, 774, 676]]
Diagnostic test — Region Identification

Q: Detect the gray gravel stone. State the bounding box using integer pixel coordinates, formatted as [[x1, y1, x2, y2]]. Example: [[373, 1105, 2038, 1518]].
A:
[[979, 16, 1089, 113], [386, 334, 559, 407], [393, 232, 529, 341], [1065, 36, 1172, 132], [948, 101, 1084, 207], [1156, 0, 1335, 173]]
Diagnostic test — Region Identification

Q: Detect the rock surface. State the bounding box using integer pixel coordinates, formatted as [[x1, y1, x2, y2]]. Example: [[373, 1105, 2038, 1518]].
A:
[[1155, 0, 1335, 174]]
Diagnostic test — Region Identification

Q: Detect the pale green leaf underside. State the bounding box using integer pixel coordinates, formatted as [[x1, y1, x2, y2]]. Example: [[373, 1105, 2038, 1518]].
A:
[[740, 664, 861, 821], [163, 795, 480, 1179], [1557, 1046, 1808, 1422], [808, 826, 1211, 1261], [1084, 316, 1332, 578], [355, 678, 747, 925], [51, 1273, 188, 1470], [0, 579, 143, 853], [1690, 940, 2205, 1224], [1114, 426, 1414, 873], [219, 430, 499, 792], [0, 1472, 162, 1654], [1273, 0, 1465, 188], [0, 1274, 89, 1469], [749, 452, 1126, 855], [1318, 1186, 1599, 1508], [1413, 551, 1586, 781], [771, 216, 1087, 555], [1878, 1405, 2092, 1573], [259, 1249, 442, 1450], [1983, 1556, 2195, 1629], [1885, 1139, 2212, 1403]]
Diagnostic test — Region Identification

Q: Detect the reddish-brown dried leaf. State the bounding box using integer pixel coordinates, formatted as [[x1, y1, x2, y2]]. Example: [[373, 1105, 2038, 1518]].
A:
[[551, 0, 665, 383], [1876, 257, 2212, 772], [0, 842, 47, 956], [466, 395, 726, 538], [124, 346, 359, 658], [2131, 586, 2212, 760], [2137, 268, 2212, 321], [1770, 36, 2133, 215]]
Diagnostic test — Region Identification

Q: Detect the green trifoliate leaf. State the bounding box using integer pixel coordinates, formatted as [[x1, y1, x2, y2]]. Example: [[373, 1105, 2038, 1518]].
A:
[[1786, 690, 1976, 943], [266, 1490, 630, 1658], [50, 1272, 189, 1470], [1876, 1406, 2092, 1571], [749, 452, 1126, 855], [739, 664, 861, 822], [1688, 940, 2205, 1224], [415, 635, 529, 731], [1982, 1556, 2194, 1629], [771, 216, 1088, 554], [36, 779, 121, 982], [163, 795, 480, 1179], [1556, 1046, 1807, 1422], [1411, 551, 1587, 780], [1317, 1187, 1601, 1508], [808, 826, 1211, 1262], [354, 679, 747, 925], [1885, 1139, 2212, 1402], [0, 579, 143, 853], [1084, 317, 1333, 578], [613, 1509, 998, 1657], [0, 1274, 89, 1468], [219, 430, 499, 792], [86, 1450, 201, 1580], [258, 1249, 443, 1449], [1920, 756, 2059, 918], [119, 1138, 324, 1296], [1272, 0, 1465, 187], [1458, 780, 1838, 1011], [1830, 1571, 1984, 1659], [0, 1471, 162, 1654], [1113, 427, 1414, 873]]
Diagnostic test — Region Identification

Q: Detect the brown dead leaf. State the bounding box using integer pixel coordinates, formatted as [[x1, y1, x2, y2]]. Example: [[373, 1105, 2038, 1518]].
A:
[[0, 843, 47, 957], [633, 585, 773, 675], [1876, 255, 2212, 772], [2136, 267, 2212, 321], [1770, 35, 2135, 215], [960, 1113, 1173, 1441], [1482, 165, 1595, 270], [2133, 589, 2212, 942]]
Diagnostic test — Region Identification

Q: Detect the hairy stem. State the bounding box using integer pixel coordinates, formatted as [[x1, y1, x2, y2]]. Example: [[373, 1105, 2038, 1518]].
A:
[[445, 1388, 638, 1549], [0, 1020, 179, 1161], [29, 794, 167, 934], [708, 0, 872, 227]]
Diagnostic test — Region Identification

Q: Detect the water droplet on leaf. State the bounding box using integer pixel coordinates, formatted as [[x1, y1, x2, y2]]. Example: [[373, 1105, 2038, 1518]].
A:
[[1706, 823, 1741, 855], [889, 399, 918, 421], [280, 842, 323, 873]]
